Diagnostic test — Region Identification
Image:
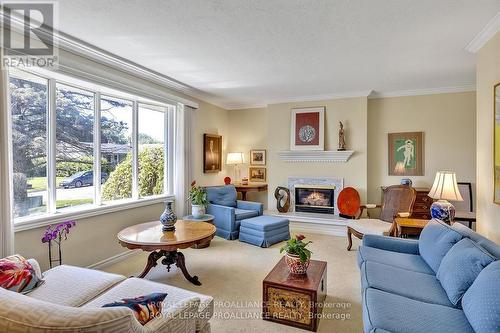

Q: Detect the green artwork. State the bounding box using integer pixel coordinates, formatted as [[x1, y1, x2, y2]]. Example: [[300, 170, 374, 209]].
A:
[[394, 138, 416, 170]]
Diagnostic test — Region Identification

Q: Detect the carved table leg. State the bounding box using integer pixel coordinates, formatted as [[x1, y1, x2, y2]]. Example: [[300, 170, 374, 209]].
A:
[[175, 251, 201, 286], [138, 250, 165, 278]]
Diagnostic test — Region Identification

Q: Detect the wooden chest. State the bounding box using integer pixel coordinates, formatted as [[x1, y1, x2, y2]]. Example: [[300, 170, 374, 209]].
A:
[[410, 188, 433, 220], [263, 258, 327, 332]]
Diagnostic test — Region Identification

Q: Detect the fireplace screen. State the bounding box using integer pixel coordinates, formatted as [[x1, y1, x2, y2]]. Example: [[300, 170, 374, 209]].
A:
[[295, 186, 335, 214]]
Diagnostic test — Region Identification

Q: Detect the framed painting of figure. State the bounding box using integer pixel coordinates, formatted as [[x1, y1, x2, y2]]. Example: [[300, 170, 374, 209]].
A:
[[203, 134, 222, 173], [290, 107, 325, 150], [388, 132, 424, 176]]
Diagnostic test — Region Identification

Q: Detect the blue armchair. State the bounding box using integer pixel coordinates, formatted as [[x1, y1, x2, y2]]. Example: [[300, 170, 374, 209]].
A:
[[205, 185, 264, 240]]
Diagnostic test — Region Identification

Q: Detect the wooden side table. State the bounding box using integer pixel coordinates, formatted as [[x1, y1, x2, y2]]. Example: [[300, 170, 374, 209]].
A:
[[182, 214, 215, 249], [393, 217, 429, 238], [263, 257, 327, 332], [117, 220, 215, 285], [234, 183, 268, 200]]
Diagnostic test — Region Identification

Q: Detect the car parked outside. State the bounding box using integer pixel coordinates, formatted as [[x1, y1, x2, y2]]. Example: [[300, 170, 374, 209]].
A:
[[59, 171, 108, 188]]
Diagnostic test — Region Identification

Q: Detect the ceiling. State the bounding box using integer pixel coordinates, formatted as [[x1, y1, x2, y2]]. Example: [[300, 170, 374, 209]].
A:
[[55, 0, 500, 109]]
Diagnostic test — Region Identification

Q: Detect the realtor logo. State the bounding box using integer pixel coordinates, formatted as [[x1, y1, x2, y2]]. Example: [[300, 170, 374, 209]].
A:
[[1, 2, 58, 68]]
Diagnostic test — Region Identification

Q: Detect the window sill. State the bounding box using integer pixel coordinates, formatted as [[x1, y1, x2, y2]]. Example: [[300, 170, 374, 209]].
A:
[[14, 195, 174, 232]]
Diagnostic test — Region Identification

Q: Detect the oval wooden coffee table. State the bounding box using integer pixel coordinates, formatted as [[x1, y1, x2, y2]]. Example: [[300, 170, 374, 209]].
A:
[[118, 220, 216, 286]]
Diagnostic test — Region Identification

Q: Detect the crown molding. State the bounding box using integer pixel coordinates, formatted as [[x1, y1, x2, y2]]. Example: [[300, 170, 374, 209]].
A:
[[466, 11, 500, 53], [227, 90, 373, 110], [369, 85, 476, 99]]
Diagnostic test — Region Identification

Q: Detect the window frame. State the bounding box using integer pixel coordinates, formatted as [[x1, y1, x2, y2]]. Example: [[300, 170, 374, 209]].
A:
[[8, 68, 175, 231]]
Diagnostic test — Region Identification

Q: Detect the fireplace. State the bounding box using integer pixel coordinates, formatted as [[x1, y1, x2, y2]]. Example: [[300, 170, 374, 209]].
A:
[[294, 185, 336, 214]]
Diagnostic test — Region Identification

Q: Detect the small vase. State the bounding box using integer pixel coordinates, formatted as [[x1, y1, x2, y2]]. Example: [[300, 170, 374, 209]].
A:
[[284, 252, 310, 275], [160, 202, 177, 231], [191, 204, 206, 218]]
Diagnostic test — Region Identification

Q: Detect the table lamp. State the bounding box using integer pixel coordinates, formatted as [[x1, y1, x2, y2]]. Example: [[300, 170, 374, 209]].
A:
[[428, 171, 463, 223], [226, 152, 244, 182]]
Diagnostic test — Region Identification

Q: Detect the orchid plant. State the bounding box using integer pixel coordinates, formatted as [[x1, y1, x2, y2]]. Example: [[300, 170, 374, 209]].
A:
[[41, 220, 76, 268]]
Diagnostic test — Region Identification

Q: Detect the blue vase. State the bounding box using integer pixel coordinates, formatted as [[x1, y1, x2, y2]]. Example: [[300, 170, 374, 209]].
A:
[[430, 200, 455, 224], [160, 202, 177, 231]]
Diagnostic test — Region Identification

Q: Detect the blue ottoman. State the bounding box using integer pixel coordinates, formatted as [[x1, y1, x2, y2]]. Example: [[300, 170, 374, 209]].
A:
[[239, 215, 290, 248]]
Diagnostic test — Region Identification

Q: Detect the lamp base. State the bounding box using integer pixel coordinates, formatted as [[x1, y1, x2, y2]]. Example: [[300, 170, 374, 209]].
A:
[[430, 200, 455, 224]]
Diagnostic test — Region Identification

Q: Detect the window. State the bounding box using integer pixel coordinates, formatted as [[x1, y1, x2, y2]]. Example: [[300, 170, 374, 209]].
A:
[[8, 69, 175, 224], [100, 96, 133, 203], [9, 70, 48, 219], [56, 83, 95, 210], [138, 104, 166, 198]]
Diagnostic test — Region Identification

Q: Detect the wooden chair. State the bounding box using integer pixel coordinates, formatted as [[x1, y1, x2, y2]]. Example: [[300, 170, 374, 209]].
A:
[[346, 185, 417, 250]]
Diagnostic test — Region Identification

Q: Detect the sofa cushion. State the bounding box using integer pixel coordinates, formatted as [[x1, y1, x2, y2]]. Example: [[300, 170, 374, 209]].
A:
[[347, 219, 392, 236], [361, 261, 453, 307], [419, 219, 463, 273], [357, 246, 434, 275], [0, 287, 143, 332], [234, 208, 259, 221], [437, 238, 495, 306], [451, 222, 500, 259], [84, 277, 213, 332], [363, 288, 474, 333], [206, 185, 237, 207], [462, 260, 500, 333], [28, 265, 126, 307]]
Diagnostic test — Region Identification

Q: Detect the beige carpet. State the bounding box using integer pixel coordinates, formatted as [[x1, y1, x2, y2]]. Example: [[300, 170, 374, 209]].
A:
[[103, 232, 363, 333]]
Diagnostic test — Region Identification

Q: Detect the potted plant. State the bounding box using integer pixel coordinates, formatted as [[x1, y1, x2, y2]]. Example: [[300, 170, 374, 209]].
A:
[[41, 220, 76, 268], [188, 181, 208, 218], [280, 234, 313, 274]]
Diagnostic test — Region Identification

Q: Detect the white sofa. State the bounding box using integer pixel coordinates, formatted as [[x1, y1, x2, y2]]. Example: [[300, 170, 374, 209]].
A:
[[0, 261, 214, 333]]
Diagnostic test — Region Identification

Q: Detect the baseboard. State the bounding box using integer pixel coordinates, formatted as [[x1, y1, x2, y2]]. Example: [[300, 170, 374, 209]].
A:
[[290, 220, 346, 237], [87, 249, 138, 270]]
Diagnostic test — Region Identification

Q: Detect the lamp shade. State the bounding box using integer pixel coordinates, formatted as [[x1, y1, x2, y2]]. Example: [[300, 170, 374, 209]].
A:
[[428, 171, 463, 201], [226, 152, 244, 165]]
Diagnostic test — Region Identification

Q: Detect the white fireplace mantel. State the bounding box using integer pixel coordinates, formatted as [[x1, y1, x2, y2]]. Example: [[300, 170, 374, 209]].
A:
[[277, 150, 354, 162]]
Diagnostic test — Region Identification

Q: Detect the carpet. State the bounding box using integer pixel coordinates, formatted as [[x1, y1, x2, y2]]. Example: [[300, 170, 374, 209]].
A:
[[103, 232, 363, 332]]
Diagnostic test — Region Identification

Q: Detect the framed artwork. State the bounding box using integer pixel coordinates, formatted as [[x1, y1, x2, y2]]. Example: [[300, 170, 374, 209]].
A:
[[250, 149, 266, 165], [203, 134, 222, 173], [290, 107, 325, 150], [388, 132, 424, 176], [495, 83, 500, 204], [249, 167, 267, 182]]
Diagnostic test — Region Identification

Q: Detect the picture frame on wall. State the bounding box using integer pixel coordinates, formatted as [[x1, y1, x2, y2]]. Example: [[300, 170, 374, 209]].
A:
[[290, 107, 325, 151], [250, 149, 266, 165], [249, 167, 266, 182], [203, 133, 222, 173], [388, 132, 424, 176]]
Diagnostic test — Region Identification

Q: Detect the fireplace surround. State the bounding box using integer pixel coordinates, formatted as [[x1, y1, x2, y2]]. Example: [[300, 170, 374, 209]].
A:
[[295, 185, 336, 214]]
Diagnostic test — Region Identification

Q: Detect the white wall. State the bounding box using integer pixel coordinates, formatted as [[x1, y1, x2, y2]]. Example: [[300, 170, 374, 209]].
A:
[[476, 31, 500, 243], [367, 92, 476, 203], [228, 97, 369, 209]]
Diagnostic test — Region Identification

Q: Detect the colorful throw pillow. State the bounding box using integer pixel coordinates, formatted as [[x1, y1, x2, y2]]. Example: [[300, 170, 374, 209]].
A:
[[102, 293, 168, 325], [437, 238, 495, 306], [0, 254, 43, 293]]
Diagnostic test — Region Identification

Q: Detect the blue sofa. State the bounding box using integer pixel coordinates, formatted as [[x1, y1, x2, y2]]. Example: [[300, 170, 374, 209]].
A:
[[358, 219, 500, 333], [205, 185, 264, 240]]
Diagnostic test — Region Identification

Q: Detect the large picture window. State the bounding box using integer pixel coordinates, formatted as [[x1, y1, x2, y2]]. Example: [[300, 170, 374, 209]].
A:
[[8, 69, 175, 224]]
